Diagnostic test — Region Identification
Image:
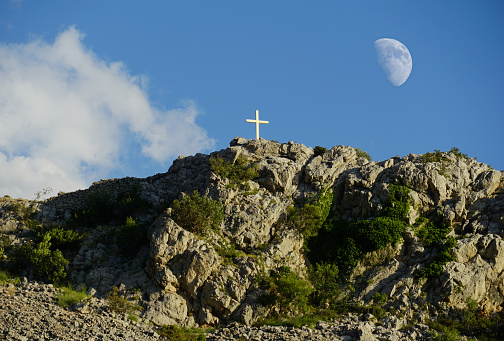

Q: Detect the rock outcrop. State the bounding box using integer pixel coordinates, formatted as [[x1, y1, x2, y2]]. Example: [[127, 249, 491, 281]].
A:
[[1, 137, 503, 334]]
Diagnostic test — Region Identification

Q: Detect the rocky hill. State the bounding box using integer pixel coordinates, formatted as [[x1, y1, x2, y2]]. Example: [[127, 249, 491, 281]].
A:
[[1, 137, 503, 340]]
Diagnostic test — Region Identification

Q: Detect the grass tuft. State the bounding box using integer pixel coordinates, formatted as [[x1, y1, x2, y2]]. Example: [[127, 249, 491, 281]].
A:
[[57, 286, 89, 307]]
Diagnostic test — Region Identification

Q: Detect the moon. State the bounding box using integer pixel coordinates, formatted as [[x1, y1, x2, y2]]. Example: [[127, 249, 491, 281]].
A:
[[374, 38, 412, 87]]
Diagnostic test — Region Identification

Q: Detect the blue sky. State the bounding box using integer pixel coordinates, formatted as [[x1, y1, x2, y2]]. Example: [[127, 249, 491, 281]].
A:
[[1, 1, 503, 199]]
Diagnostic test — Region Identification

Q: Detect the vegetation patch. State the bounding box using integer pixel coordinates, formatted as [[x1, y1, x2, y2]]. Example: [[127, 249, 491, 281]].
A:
[[414, 236, 456, 278], [309, 262, 341, 308], [257, 266, 313, 316], [106, 286, 142, 315], [0, 235, 9, 260], [422, 147, 469, 163], [313, 146, 327, 157], [29, 233, 69, 283], [72, 186, 148, 227], [3, 224, 83, 284], [172, 190, 224, 236], [209, 155, 259, 190], [36, 226, 82, 251], [6, 233, 69, 283], [73, 190, 115, 226], [158, 325, 208, 341], [257, 310, 341, 328], [0, 269, 19, 285], [115, 185, 149, 219], [428, 298, 501, 340], [256, 183, 413, 326], [413, 211, 456, 278], [307, 184, 410, 277], [214, 239, 245, 265], [414, 216, 451, 247], [115, 217, 148, 257], [57, 286, 89, 307], [355, 148, 372, 161], [1, 205, 84, 284], [286, 188, 333, 241], [6, 201, 37, 221]]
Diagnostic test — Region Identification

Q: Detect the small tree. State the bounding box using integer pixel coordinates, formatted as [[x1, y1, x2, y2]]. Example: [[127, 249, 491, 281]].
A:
[[313, 146, 327, 157], [258, 266, 313, 315], [172, 191, 224, 236], [355, 148, 372, 161], [310, 262, 341, 307], [30, 233, 68, 283]]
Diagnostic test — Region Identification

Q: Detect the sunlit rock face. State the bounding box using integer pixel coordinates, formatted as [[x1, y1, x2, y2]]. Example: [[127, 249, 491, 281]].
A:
[[3, 137, 501, 327]]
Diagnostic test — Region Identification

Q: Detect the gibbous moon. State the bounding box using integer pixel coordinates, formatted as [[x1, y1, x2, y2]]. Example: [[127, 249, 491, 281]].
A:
[[374, 38, 412, 87]]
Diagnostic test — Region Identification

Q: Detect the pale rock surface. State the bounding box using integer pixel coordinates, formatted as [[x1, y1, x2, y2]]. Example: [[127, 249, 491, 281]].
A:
[[1, 138, 503, 331]]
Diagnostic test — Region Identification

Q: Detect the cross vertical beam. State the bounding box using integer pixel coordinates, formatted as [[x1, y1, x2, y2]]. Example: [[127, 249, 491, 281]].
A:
[[246, 110, 269, 140]]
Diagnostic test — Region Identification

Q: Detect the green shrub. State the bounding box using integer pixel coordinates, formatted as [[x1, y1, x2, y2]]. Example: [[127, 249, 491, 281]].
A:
[[0, 235, 9, 259], [309, 263, 341, 307], [172, 190, 224, 236], [383, 184, 411, 222], [0, 270, 16, 284], [72, 187, 148, 227], [57, 286, 89, 307], [355, 148, 372, 161], [430, 323, 463, 341], [37, 226, 82, 250], [422, 149, 447, 163], [372, 292, 389, 305], [428, 297, 500, 340], [413, 211, 455, 279], [448, 147, 468, 160], [30, 233, 69, 283], [414, 236, 456, 278], [209, 155, 259, 187], [313, 146, 327, 157], [257, 266, 313, 315], [306, 184, 410, 277], [358, 217, 407, 252], [106, 286, 142, 315], [287, 203, 324, 239], [9, 242, 33, 272], [414, 217, 451, 247], [116, 217, 147, 256], [307, 216, 407, 278], [287, 188, 333, 241], [0, 270, 8, 283], [214, 240, 245, 265], [158, 325, 208, 341], [8, 233, 69, 283], [423, 147, 468, 163]]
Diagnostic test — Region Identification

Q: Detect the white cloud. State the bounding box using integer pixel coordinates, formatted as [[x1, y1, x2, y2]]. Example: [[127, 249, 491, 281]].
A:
[[0, 26, 215, 199]]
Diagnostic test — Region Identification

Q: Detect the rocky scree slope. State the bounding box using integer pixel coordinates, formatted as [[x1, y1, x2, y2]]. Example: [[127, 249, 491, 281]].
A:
[[0, 279, 160, 340], [0, 137, 503, 333]]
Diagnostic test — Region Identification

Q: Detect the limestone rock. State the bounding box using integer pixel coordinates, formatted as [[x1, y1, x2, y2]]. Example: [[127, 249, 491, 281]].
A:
[[146, 214, 221, 299], [142, 291, 188, 326], [3, 138, 503, 331]]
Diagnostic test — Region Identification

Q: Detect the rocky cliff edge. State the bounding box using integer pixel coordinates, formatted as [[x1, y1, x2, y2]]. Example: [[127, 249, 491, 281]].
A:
[[1, 137, 503, 332]]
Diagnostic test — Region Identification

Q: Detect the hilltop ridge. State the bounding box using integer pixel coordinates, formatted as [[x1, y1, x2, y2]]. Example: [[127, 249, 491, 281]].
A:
[[1, 137, 503, 340]]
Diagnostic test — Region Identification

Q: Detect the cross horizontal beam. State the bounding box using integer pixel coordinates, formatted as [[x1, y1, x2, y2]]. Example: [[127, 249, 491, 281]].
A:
[[246, 110, 269, 140]]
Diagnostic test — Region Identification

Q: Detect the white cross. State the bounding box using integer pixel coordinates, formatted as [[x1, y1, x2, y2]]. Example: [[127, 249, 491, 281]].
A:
[[246, 110, 269, 140]]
